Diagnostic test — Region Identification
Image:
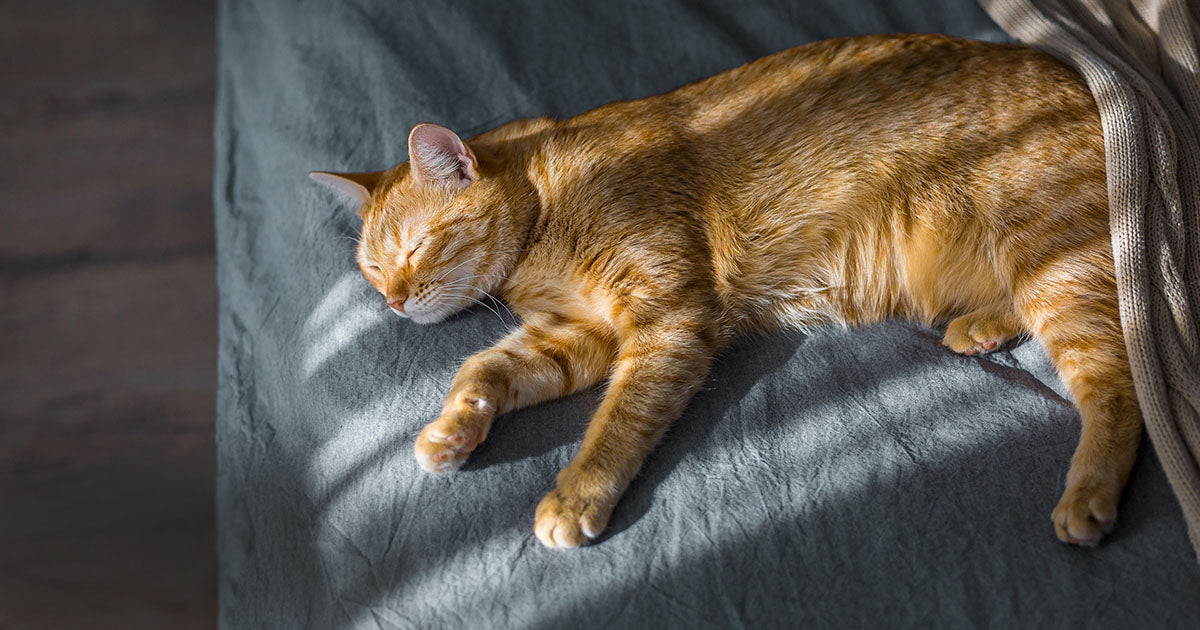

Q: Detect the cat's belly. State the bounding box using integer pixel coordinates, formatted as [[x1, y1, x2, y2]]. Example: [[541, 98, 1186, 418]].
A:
[[713, 213, 1014, 336]]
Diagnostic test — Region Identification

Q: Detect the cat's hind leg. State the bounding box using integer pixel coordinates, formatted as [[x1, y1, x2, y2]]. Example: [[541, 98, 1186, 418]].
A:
[[1012, 248, 1143, 546], [942, 307, 1021, 356]]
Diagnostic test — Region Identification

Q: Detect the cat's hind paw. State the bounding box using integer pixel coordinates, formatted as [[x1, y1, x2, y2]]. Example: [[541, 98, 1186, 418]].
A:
[[1052, 479, 1119, 547], [534, 487, 616, 549], [943, 311, 1019, 356], [414, 416, 483, 473]]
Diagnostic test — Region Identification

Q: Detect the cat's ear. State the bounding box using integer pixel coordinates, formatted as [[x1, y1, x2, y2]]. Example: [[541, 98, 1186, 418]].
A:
[[308, 170, 384, 213], [408, 123, 479, 187]]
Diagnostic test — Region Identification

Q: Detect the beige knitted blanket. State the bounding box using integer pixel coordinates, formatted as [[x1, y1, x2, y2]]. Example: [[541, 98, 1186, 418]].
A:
[[980, 0, 1200, 559]]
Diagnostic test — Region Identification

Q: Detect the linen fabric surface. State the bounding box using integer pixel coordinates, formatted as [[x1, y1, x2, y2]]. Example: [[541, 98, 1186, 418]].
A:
[[214, 0, 1200, 627]]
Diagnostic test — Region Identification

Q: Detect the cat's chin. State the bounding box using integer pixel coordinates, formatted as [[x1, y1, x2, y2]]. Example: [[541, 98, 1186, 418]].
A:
[[389, 302, 450, 324], [406, 305, 460, 325]]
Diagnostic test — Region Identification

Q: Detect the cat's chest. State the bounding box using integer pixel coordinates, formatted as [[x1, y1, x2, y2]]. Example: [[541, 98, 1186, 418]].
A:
[[502, 266, 627, 331]]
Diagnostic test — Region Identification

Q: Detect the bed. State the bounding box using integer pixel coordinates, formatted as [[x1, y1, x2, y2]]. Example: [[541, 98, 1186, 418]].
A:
[[214, 0, 1200, 627]]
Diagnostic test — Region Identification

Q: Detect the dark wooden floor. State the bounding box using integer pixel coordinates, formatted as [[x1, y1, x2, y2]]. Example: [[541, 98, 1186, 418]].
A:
[[0, 1, 217, 627]]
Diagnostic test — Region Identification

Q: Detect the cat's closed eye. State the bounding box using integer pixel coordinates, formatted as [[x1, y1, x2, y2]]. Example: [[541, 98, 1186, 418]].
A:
[[404, 238, 425, 263], [362, 264, 384, 285]]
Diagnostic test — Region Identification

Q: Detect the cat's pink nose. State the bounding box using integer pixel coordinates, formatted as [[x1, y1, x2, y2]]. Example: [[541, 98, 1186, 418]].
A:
[[388, 297, 407, 314]]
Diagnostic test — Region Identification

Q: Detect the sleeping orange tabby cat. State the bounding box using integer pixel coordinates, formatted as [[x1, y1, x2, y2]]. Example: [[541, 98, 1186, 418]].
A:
[[312, 34, 1141, 550]]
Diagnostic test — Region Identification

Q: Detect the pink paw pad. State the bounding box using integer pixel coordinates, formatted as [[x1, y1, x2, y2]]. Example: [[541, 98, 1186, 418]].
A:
[[415, 423, 482, 473]]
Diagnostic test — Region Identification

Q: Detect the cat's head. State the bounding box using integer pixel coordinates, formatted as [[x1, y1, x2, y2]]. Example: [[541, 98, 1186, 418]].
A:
[[311, 123, 526, 324]]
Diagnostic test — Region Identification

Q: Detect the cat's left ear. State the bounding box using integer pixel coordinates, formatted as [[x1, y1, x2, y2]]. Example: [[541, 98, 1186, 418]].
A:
[[408, 123, 479, 187], [309, 170, 384, 215]]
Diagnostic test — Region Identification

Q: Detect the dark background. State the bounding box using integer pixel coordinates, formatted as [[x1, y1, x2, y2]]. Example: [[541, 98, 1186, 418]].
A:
[[1, 1, 217, 627]]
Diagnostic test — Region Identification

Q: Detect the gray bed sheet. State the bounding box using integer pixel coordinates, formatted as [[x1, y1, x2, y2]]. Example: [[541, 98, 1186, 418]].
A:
[[214, 1, 1200, 627]]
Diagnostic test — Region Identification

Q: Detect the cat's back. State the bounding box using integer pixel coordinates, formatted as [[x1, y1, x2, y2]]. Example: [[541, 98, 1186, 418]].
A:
[[529, 33, 1101, 210], [683, 33, 1087, 107], [504, 33, 1106, 333], [556, 33, 1094, 138]]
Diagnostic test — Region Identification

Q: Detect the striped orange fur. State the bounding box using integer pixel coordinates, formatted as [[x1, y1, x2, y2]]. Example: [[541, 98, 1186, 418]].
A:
[[313, 34, 1142, 549]]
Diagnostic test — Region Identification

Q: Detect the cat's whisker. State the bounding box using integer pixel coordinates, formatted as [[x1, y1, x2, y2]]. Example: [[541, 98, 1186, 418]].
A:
[[430, 253, 489, 284], [446, 279, 519, 321], [463, 297, 507, 325], [437, 289, 508, 326], [439, 279, 482, 292], [451, 272, 535, 293], [482, 291, 518, 325], [430, 247, 532, 284], [437, 281, 519, 325], [430, 247, 528, 284]]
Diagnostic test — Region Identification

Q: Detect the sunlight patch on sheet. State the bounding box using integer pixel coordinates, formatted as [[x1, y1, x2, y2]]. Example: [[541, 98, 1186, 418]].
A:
[[307, 397, 412, 498], [301, 272, 380, 378]]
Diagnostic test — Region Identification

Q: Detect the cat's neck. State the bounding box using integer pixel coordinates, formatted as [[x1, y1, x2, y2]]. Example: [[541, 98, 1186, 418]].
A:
[[471, 119, 554, 298]]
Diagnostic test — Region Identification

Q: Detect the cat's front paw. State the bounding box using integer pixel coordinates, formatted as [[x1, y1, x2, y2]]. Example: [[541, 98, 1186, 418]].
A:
[[413, 414, 485, 473], [943, 312, 1018, 356], [1052, 478, 1119, 546], [534, 486, 616, 549]]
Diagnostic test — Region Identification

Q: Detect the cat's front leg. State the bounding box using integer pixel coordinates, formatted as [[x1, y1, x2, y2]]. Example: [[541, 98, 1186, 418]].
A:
[[415, 316, 614, 472], [535, 321, 716, 548]]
